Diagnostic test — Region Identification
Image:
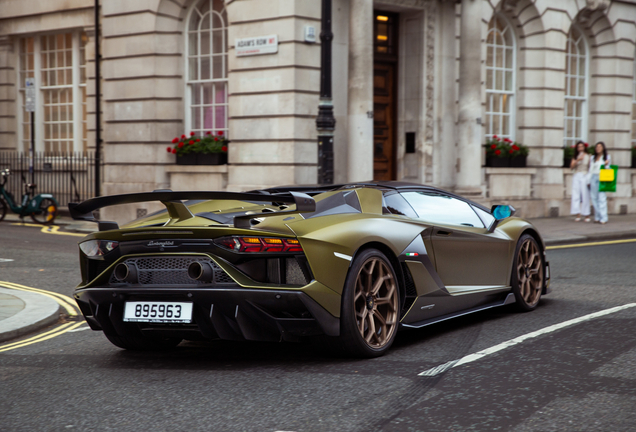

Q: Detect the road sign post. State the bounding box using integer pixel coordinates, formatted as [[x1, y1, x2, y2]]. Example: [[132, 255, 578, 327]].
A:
[[25, 78, 36, 186]]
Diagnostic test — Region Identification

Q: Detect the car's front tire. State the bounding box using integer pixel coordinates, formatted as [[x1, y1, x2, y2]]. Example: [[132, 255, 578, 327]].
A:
[[105, 334, 182, 351], [511, 234, 544, 311], [335, 248, 400, 358]]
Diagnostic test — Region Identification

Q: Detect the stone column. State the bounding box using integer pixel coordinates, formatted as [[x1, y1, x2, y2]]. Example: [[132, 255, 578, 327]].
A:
[[346, 0, 374, 182], [455, 0, 482, 195]]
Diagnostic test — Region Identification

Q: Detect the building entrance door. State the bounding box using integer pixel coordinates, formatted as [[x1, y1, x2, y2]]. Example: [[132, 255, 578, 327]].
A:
[[373, 11, 398, 181]]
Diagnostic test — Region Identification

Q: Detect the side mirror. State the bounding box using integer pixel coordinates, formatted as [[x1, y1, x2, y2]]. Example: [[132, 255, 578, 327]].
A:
[[488, 205, 516, 232], [491, 204, 515, 220]]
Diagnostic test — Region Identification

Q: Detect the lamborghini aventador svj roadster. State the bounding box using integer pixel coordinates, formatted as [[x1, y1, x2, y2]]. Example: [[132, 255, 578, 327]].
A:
[[69, 182, 550, 357]]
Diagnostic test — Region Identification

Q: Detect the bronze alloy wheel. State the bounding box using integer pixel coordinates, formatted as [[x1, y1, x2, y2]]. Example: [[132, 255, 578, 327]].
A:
[[336, 248, 401, 357], [353, 255, 399, 349], [512, 234, 544, 310]]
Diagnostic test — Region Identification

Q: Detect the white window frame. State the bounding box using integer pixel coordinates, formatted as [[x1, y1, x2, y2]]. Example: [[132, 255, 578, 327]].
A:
[[184, 0, 229, 136], [563, 25, 589, 148], [16, 31, 86, 153], [485, 13, 516, 141]]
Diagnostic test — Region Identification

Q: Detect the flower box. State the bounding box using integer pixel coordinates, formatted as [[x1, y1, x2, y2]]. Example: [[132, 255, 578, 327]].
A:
[[563, 157, 572, 168], [168, 131, 229, 166], [197, 153, 228, 165], [486, 157, 510, 167], [632, 156, 636, 169], [510, 155, 527, 167], [176, 153, 198, 165]]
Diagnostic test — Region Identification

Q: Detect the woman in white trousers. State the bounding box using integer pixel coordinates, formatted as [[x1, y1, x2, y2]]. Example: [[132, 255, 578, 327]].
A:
[[570, 141, 591, 222], [589, 141, 611, 224]]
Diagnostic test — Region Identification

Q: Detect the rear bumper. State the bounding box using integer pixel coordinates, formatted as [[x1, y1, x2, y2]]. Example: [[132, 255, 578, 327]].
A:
[[74, 285, 340, 342]]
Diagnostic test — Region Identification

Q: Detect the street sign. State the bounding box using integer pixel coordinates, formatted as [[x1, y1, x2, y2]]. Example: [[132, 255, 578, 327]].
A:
[[25, 78, 36, 112], [235, 35, 278, 56]]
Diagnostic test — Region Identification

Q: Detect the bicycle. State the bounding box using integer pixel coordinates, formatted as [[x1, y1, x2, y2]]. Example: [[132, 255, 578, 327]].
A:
[[0, 168, 59, 224]]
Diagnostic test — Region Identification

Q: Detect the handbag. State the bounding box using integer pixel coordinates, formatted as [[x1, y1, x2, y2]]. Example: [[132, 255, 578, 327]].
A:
[[599, 165, 618, 193]]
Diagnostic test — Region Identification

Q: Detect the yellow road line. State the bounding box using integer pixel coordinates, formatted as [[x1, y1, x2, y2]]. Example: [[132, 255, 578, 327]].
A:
[[547, 238, 636, 250], [0, 322, 75, 350], [0, 281, 78, 316], [0, 322, 84, 353], [10, 222, 87, 237]]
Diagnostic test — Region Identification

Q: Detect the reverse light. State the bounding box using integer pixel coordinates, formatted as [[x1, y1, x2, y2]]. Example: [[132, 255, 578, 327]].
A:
[[79, 239, 119, 258], [215, 236, 303, 253]]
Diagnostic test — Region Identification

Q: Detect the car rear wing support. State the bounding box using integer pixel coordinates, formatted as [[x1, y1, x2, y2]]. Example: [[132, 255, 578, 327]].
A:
[[68, 190, 316, 231]]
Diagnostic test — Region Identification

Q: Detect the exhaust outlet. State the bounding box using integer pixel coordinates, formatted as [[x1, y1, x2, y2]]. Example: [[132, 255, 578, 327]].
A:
[[114, 263, 137, 283], [188, 262, 213, 282]]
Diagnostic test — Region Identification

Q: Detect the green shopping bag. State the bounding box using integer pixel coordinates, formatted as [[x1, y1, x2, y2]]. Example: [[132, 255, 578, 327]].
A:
[[599, 165, 618, 192]]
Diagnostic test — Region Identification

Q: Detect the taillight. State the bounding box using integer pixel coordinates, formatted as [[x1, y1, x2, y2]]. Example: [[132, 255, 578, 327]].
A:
[[215, 236, 303, 253]]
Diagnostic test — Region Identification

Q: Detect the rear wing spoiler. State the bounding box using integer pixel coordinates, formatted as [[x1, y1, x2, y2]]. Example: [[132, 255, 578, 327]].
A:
[[68, 190, 316, 231]]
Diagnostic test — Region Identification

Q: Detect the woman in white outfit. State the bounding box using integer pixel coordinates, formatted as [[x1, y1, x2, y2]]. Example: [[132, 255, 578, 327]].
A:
[[570, 141, 591, 222], [589, 141, 611, 224]]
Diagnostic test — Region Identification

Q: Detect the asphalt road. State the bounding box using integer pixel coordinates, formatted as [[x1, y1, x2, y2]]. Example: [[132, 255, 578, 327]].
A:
[[1, 223, 635, 432]]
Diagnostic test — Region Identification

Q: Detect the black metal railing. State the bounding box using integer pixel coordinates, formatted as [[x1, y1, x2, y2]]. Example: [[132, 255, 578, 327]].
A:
[[0, 151, 102, 210]]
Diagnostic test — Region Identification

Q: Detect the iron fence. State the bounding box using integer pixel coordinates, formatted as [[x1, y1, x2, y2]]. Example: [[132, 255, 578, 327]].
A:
[[0, 151, 102, 210]]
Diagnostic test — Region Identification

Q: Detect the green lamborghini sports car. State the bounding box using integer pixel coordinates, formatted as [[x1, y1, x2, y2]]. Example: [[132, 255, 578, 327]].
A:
[[69, 182, 550, 357]]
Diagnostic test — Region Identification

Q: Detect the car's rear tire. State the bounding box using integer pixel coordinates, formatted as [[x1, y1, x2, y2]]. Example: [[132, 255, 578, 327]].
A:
[[105, 333, 182, 351], [511, 234, 544, 311], [335, 248, 400, 358]]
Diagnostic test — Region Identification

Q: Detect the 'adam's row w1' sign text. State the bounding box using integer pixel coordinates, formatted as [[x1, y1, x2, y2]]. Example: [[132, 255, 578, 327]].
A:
[[235, 35, 278, 56]]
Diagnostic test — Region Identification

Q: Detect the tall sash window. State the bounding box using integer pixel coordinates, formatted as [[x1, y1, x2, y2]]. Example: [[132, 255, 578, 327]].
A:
[[563, 27, 588, 148], [185, 0, 228, 136]]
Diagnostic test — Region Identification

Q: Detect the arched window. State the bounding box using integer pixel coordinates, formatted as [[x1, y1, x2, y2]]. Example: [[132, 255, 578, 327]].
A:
[[563, 26, 588, 148], [185, 0, 228, 136], [485, 14, 516, 141]]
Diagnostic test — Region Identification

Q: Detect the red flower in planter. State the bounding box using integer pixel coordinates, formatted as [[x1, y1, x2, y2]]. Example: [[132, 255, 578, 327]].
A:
[[189, 140, 194, 145], [181, 134, 186, 139], [493, 135, 498, 139], [206, 131, 212, 135], [196, 139, 201, 142], [584, 142, 589, 147], [512, 144, 520, 151], [166, 146, 172, 152], [495, 149, 501, 156], [504, 138, 512, 143], [190, 132, 195, 136], [218, 131, 224, 136], [490, 144, 497, 150], [222, 146, 228, 152], [509, 149, 514, 154], [172, 138, 179, 144], [172, 148, 177, 154], [214, 137, 218, 142], [189, 141, 194, 145], [178, 142, 184, 148]]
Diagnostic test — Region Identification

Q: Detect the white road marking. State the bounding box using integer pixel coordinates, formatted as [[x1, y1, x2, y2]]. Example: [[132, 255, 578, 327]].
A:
[[0, 258, 14, 262], [418, 303, 636, 377], [334, 252, 352, 261], [68, 325, 91, 333]]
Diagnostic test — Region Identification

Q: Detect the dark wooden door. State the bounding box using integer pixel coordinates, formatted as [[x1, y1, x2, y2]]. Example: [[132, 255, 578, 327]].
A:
[[373, 62, 395, 181]]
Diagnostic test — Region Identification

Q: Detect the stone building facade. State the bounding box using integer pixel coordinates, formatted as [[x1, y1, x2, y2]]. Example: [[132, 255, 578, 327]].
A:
[[0, 0, 635, 223]]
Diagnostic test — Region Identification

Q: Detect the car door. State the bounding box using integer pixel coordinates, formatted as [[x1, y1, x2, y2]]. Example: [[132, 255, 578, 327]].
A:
[[399, 191, 511, 290]]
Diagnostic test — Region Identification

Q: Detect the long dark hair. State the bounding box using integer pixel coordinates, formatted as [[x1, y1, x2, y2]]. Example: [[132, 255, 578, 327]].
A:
[[594, 141, 608, 162], [574, 140, 586, 157]]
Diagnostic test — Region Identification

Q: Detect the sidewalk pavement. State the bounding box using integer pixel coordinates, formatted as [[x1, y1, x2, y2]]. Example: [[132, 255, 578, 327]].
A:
[[2, 211, 636, 344]]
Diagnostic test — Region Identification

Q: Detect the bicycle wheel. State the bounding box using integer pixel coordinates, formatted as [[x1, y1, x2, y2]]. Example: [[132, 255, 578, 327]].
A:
[[0, 198, 6, 222], [31, 198, 58, 225]]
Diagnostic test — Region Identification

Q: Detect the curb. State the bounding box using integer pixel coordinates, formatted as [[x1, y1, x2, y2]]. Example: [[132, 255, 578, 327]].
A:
[[0, 287, 61, 343], [543, 230, 636, 246]]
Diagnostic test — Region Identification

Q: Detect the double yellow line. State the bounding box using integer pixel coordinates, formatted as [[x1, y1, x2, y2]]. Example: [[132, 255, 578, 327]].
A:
[[0, 281, 84, 353], [10, 222, 87, 237]]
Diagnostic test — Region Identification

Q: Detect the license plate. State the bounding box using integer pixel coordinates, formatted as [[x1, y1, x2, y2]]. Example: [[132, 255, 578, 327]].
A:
[[123, 301, 193, 323]]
